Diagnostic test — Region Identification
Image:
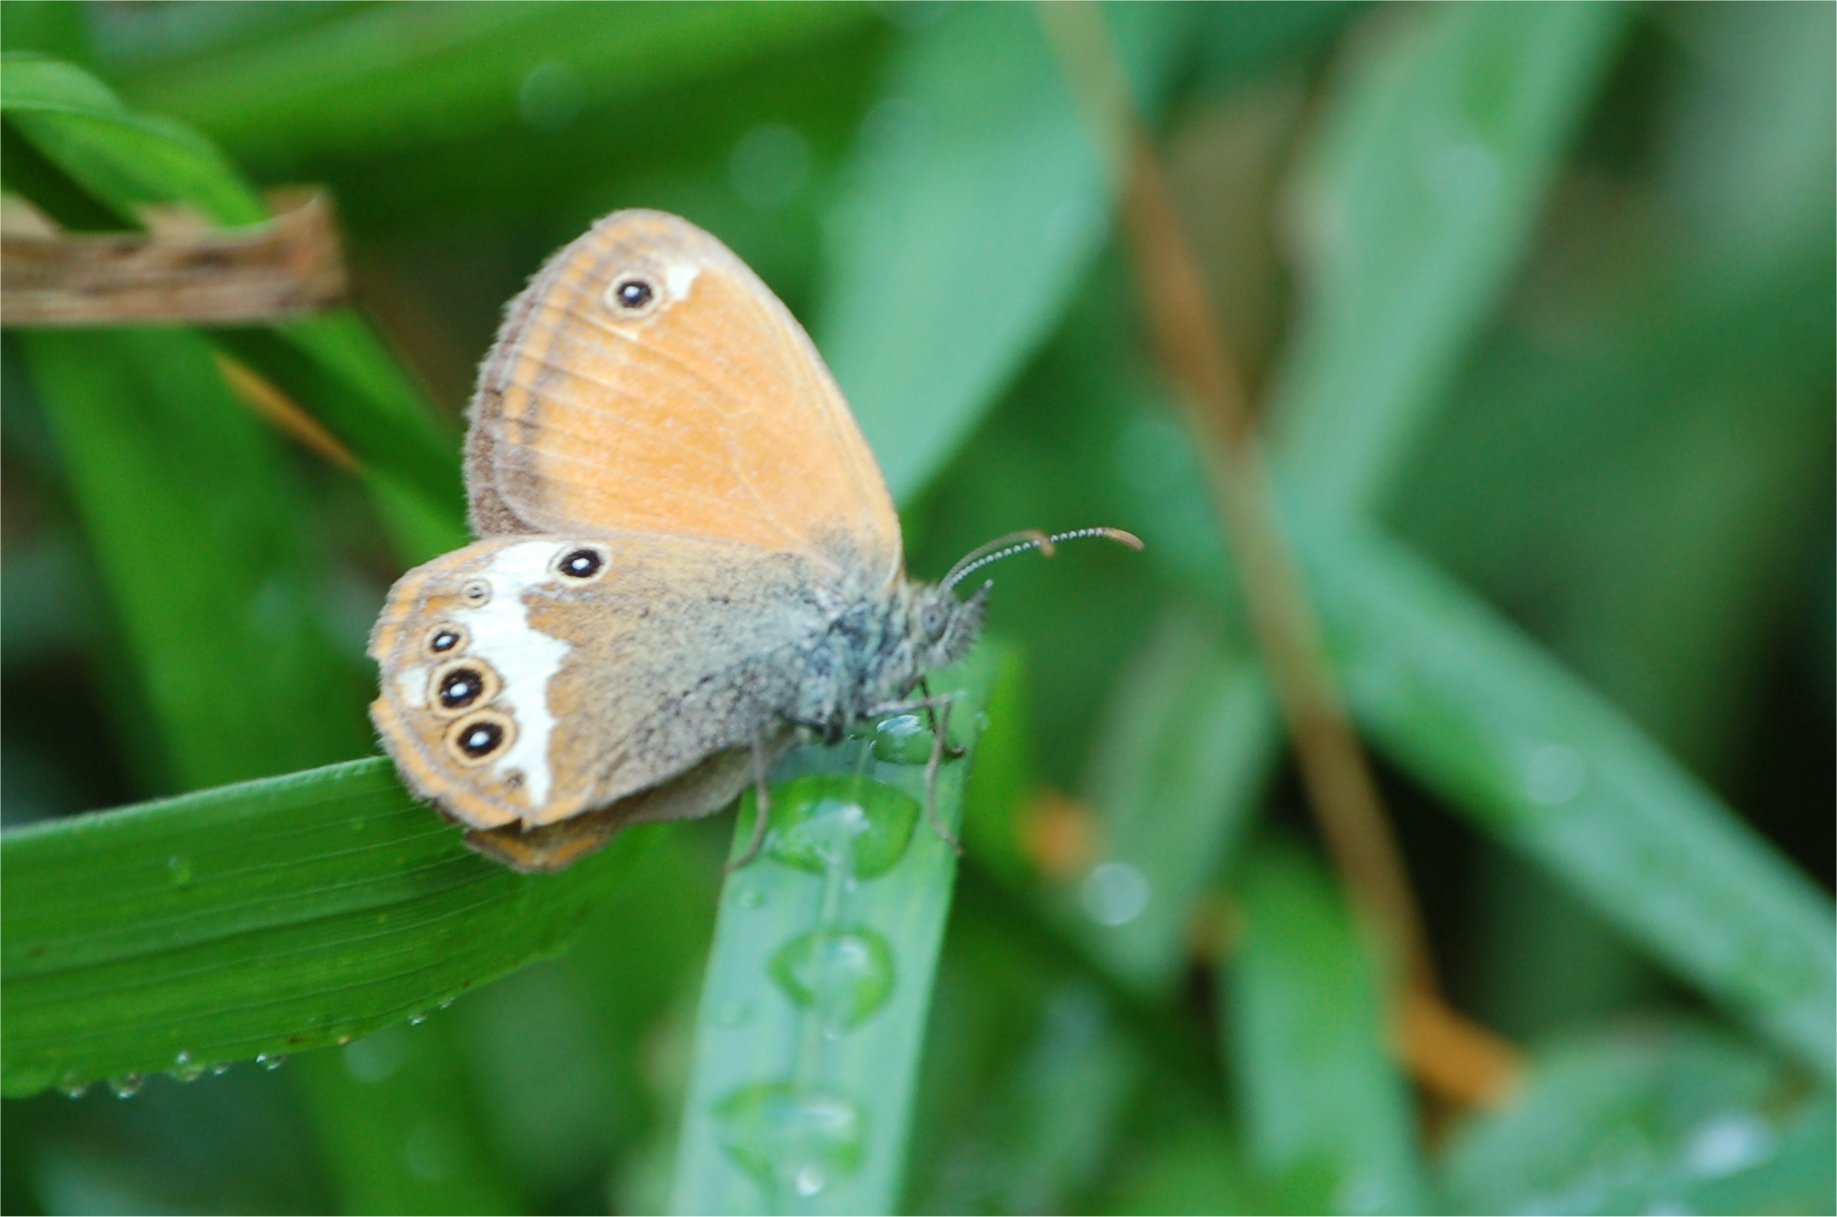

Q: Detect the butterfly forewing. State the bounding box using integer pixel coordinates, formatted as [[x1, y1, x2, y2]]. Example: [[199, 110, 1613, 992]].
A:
[[466, 210, 903, 585]]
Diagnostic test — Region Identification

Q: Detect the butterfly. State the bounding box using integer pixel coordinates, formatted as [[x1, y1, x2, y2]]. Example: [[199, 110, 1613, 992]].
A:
[[368, 210, 1136, 871]]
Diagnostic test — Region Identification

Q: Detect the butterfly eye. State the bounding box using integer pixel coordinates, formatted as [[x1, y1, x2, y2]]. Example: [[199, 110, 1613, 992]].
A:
[[554, 545, 607, 581], [461, 579, 492, 606], [921, 602, 949, 642], [446, 711, 515, 766], [429, 659, 501, 719], [426, 625, 466, 655], [608, 275, 656, 314]]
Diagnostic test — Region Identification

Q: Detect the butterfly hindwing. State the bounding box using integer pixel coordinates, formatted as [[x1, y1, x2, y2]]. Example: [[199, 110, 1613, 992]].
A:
[[368, 533, 824, 839]]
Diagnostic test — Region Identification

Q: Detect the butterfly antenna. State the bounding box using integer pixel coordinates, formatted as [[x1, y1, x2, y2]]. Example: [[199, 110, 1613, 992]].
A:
[[942, 526, 1143, 593]]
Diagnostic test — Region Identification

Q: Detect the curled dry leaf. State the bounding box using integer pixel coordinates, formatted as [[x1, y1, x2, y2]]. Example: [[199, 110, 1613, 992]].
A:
[[1, 191, 346, 326]]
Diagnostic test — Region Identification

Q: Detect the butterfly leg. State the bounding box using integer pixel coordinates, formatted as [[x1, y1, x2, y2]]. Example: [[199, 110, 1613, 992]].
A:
[[726, 737, 773, 873], [864, 692, 963, 856], [918, 676, 967, 759]]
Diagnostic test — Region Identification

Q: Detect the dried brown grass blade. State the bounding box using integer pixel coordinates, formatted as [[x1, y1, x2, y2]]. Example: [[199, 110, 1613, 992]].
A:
[[1, 192, 346, 326]]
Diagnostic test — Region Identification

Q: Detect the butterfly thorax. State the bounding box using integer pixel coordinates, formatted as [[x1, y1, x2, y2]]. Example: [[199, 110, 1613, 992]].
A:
[[793, 579, 988, 742]]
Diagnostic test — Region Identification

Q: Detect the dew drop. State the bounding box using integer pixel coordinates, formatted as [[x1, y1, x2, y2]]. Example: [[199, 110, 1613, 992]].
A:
[[170, 1050, 205, 1083], [1079, 861, 1151, 927], [166, 855, 193, 885], [209, 1062, 232, 1077], [765, 775, 919, 879], [869, 713, 932, 765], [256, 1053, 287, 1071], [407, 1010, 430, 1026], [769, 927, 896, 1032], [734, 887, 766, 910], [107, 1073, 143, 1099], [712, 1082, 865, 1201], [57, 1075, 88, 1099]]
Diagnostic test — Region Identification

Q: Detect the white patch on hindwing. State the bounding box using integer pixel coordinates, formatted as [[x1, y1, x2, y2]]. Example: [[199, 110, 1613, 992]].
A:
[[396, 667, 429, 709], [445, 540, 575, 813]]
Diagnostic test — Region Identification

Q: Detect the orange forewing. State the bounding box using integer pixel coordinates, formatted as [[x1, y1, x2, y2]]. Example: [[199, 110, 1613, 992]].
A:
[[466, 210, 902, 583]]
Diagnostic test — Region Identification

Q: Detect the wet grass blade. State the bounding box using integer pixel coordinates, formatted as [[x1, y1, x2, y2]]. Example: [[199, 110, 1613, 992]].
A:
[[1298, 511, 1837, 1079], [1050, 1, 1629, 1011], [1440, 1020, 1833, 1214], [1223, 838, 1429, 1213], [668, 649, 995, 1215], [1269, 2, 1631, 515], [1069, 607, 1277, 992], [0, 759, 634, 1098]]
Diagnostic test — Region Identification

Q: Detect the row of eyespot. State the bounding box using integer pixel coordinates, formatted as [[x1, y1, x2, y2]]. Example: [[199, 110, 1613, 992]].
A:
[[421, 545, 610, 767], [423, 641, 514, 765]]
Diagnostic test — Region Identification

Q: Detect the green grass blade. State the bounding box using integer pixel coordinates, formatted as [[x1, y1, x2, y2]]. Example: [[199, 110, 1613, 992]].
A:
[[0, 758, 633, 1098], [668, 650, 994, 1215], [1441, 1020, 1833, 1215], [21, 328, 373, 788], [114, 3, 873, 167], [1, 51, 267, 226], [1269, 2, 1630, 515], [1069, 607, 1278, 992], [1027, 1, 1630, 1015], [817, 3, 1189, 502], [1, 56, 467, 558], [1223, 838, 1428, 1214], [1298, 511, 1837, 1078]]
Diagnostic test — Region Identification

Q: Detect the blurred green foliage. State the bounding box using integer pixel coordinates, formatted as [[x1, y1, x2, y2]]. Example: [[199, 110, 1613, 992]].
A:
[[1, 2, 1831, 1214]]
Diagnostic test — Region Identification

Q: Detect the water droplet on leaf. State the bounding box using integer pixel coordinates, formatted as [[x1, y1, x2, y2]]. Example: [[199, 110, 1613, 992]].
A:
[[869, 714, 932, 764], [712, 1082, 865, 1202], [764, 775, 918, 878], [769, 927, 896, 1031]]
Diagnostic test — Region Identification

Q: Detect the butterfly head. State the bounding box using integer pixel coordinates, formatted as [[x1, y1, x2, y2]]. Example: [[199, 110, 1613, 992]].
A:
[[909, 579, 991, 673]]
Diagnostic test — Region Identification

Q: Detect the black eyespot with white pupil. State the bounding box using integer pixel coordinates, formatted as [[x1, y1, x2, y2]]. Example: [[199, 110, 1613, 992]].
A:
[[458, 720, 503, 758], [559, 547, 603, 579], [462, 579, 491, 605], [428, 626, 462, 654], [439, 667, 486, 710], [613, 277, 654, 310]]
